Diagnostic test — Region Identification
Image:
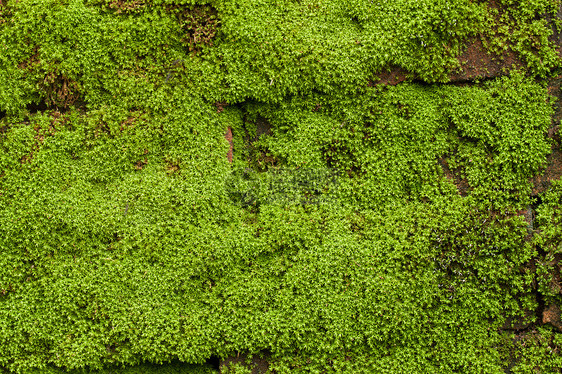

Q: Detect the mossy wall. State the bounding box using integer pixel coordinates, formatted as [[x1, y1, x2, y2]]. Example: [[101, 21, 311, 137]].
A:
[[1, 0, 562, 373]]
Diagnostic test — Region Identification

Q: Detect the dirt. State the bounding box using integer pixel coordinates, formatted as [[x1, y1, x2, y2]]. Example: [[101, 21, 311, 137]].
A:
[[170, 4, 219, 53], [39, 70, 81, 109], [17, 49, 81, 111], [19, 111, 66, 164]]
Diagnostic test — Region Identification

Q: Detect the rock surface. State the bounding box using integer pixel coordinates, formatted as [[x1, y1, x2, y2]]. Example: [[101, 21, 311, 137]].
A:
[[543, 303, 562, 331], [220, 353, 270, 374]]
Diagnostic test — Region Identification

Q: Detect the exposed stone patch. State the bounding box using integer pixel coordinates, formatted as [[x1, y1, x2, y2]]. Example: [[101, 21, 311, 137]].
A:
[[255, 116, 272, 140], [370, 35, 525, 87], [220, 352, 270, 374], [448, 37, 524, 83], [225, 126, 233, 163], [547, 3, 562, 57], [168, 4, 220, 53], [502, 306, 536, 331], [215, 101, 228, 113], [438, 156, 469, 196], [542, 303, 562, 331], [532, 146, 562, 195], [368, 66, 409, 87], [38, 70, 81, 110]]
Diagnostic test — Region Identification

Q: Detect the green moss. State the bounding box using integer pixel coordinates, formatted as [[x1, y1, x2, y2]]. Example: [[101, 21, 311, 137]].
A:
[[0, 0, 561, 372], [502, 327, 562, 373], [535, 179, 562, 305]]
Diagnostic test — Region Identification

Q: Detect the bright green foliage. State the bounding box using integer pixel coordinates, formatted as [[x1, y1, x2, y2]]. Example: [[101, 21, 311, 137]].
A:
[[26, 362, 218, 373], [0, 0, 561, 372], [444, 73, 554, 208], [535, 179, 562, 305], [245, 72, 552, 210], [489, 0, 562, 77], [502, 327, 562, 373]]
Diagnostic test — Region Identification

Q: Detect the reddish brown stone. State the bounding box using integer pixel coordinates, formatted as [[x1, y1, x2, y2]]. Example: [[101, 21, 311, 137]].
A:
[[544, 254, 562, 296], [532, 145, 562, 195], [215, 101, 228, 113], [255, 116, 272, 140], [450, 0, 523, 82], [368, 37, 524, 87], [225, 126, 233, 163], [448, 37, 524, 83], [542, 304, 562, 331], [368, 66, 409, 87], [220, 353, 270, 374], [368, 0, 537, 87], [531, 75, 562, 194], [502, 307, 536, 331], [438, 157, 469, 196]]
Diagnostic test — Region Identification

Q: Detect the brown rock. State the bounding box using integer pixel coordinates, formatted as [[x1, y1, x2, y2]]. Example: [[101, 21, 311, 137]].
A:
[[532, 145, 562, 195], [448, 37, 524, 83], [547, 4, 562, 57], [220, 352, 270, 374], [449, 0, 524, 82], [531, 75, 562, 194], [368, 66, 409, 87], [255, 116, 272, 140], [215, 101, 228, 113], [545, 254, 562, 296], [542, 303, 562, 331], [368, 36, 524, 87], [438, 156, 469, 196], [225, 126, 233, 163], [502, 307, 536, 331]]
